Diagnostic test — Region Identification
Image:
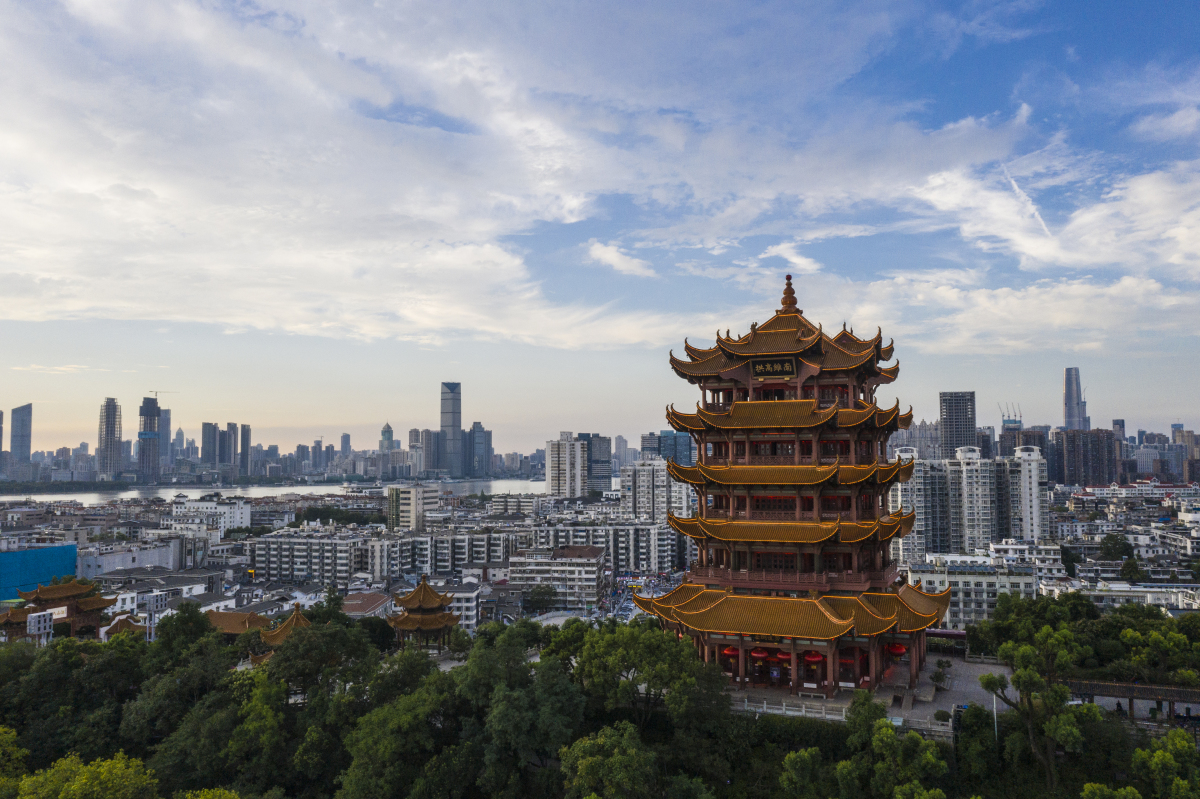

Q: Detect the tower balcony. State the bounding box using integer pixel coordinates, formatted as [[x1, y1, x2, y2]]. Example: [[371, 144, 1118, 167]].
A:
[[687, 562, 899, 593]]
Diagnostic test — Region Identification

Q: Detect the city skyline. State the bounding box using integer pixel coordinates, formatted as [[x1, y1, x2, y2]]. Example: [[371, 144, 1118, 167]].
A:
[[3, 3, 1199, 451]]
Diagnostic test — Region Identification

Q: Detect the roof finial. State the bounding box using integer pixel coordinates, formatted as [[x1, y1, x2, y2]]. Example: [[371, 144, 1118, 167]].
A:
[[780, 274, 799, 313]]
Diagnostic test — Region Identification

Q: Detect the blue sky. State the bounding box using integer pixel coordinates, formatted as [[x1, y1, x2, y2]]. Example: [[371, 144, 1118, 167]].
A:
[[2, 0, 1199, 453]]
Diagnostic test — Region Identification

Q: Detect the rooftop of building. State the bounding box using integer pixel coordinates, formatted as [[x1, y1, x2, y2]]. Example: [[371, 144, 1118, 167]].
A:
[[342, 592, 391, 616]]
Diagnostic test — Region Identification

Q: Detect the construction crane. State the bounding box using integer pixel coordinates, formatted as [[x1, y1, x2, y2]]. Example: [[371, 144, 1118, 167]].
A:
[[147, 390, 178, 399]]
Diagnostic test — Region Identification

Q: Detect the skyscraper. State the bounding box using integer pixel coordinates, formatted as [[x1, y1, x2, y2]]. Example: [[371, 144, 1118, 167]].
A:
[[466, 421, 493, 478], [227, 423, 240, 469], [137, 397, 161, 483], [937, 392, 975, 458], [379, 423, 394, 453], [1063, 367, 1089, 430], [10, 404, 32, 464], [340, 433, 351, 458], [312, 439, 324, 470], [97, 398, 122, 477], [440, 383, 463, 478], [1113, 419, 1126, 441], [240, 425, 252, 475], [158, 408, 172, 466], [201, 423, 219, 465]]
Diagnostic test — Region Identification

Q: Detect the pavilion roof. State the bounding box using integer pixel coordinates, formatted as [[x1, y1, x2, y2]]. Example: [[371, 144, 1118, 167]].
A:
[[206, 610, 271, 636], [632, 579, 946, 639], [387, 610, 460, 631], [670, 276, 897, 381], [77, 596, 118, 613], [667, 399, 913, 434], [17, 581, 94, 602], [394, 576, 453, 611], [260, 605, 312, 647], [667, 510, 914, 544]]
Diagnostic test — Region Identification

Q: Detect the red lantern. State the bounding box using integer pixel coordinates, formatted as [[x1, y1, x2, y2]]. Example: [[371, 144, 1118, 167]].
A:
[[886, 643, 907, 656], [722, 646, 740, 657], [803, 651, 824, 663], [750, 648, 770, 659]]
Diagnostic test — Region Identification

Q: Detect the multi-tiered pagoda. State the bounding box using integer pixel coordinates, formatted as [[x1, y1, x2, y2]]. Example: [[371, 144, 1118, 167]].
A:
[[633, 276, 949, 694]]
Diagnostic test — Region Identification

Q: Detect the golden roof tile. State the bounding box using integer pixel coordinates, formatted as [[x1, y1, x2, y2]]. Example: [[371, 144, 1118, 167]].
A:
[[206, 610, 271, 635], [666, 460, 840, 487], [670, 593, 855, 639], [76, 595, 118, 612], [259, 605, 312, 647], [17, 582, 94, 602], [394, 576, 454, 610], [387, 610, 460, 631], [669, 351, 749, 378]]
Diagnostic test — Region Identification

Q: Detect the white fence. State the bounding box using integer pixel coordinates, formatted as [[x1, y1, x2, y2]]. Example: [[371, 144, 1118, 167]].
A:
[[732, 696, 954, 740]]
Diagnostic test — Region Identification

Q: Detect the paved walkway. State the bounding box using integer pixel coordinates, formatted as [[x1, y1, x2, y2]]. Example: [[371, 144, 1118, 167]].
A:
[[728, 654, 1011, 723]]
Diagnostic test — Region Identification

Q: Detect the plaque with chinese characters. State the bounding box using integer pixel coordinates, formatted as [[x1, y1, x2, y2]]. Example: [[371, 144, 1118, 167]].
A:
[[749, 358, 796, 379]]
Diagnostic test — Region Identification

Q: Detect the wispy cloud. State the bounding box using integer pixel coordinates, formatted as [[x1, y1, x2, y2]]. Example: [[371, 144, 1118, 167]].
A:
[[586, 241, 657, 278], [10, 364, 104, 374]]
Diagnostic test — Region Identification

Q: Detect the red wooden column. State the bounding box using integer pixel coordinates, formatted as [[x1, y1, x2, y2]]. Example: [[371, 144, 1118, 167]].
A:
[[738, 638, 747, 689], [908, 640, 919, 688], [790, 650, 798, 695], [825, 642, 837, 698], [852, 645, 862, 686]]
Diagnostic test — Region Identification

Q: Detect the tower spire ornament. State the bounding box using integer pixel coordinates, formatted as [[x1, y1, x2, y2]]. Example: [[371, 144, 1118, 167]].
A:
[[780, 274, 799, 313]]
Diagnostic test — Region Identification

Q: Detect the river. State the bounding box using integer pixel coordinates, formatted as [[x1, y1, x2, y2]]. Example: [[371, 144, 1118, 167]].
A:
[[6, 478, 552, 506]]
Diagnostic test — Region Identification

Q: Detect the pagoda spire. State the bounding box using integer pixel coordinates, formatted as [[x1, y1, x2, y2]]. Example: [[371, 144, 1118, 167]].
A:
[[780, 274, 799, 313]]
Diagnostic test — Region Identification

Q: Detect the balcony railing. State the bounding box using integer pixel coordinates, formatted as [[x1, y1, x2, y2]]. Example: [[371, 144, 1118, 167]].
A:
[[749, 510, 797, 521], [687, 565, 898, 591], [749, 455, 795, 465]]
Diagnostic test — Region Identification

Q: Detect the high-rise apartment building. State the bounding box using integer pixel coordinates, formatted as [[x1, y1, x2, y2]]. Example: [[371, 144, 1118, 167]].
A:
[[1053, 428, 1117, 486], [576, 433, 612, 491], [240, 426, 252, 475], [440, 382, 463, 478], [946, 446, 998, 554], [1113, 419, 1126, 442], [888, 448, 950, 562], [10, 404, 32, 464], [938, 392, 976, 458], [619, 458, 671, 523], [1005, 446, 1049, 541], [97, 398, 122, 478], [387, 484, 439, 531], [466, 422, 493, 478], [998, 428, 1048, 458], [1063, 367, 1089, 430], [200, 423, 219, 466], [312, 439, 324, 470], [547, 432, 587, 498], [340, 433, 351, 458], [137, 397, 161, 483]]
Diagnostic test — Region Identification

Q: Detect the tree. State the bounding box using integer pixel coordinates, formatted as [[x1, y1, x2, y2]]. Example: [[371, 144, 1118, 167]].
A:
[[780, 748, 823, 799], [525, 585, 558, 616], [574, 619, 703, 728], [305, 587, 351, 627], [480, 656, 585, 797], [1121, 557, 1148, 582], [355, 616, 395, 653], [17, 752, 158, 799], [1061, 546, 1081, 578], [559, 721, 656, 799], [1130, 728, 1200, 799], [146, 603, 215, 673], [979, 626, 1102, 790], [222, 670, 289, 795], [0, 727, 28, 799], [338, 674, 463, 799], [1081, 787, 1143, 799], [1100, 534, 1135, 561], [446, 628, 472, 662]]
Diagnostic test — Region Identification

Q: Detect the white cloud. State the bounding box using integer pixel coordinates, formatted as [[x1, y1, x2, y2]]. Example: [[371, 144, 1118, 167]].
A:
[[758, 242, 823, 274], [586, 241, 657, 278], [1131, 107, 1200, 141]]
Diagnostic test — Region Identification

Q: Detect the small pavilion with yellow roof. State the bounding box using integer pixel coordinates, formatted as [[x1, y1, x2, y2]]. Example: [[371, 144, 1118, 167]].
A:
[[387, 576, 459, 651], [0, 579, 117, 639], [634, 275, 949, 694]]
